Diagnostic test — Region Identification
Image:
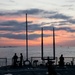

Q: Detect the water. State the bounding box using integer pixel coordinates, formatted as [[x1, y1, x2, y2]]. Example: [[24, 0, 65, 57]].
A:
[[0, 46, 75, 59], [0, 46, 75, 66]]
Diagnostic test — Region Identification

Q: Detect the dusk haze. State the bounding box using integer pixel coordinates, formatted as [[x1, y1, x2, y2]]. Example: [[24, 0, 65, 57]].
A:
[[0, 0, 75, 75], [0, 0, 75, 47]]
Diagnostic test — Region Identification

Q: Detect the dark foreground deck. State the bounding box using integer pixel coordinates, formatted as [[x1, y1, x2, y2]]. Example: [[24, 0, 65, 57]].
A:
[[0, 65, 75, 75], [1, 57, 75, 75]]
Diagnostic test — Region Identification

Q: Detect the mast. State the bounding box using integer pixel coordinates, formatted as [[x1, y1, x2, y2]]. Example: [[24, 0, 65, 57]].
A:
[[41, 27, 55, 60], [53, 27, 55, 59], [41, 28, 43, 60], [26, 13, 28, 60]]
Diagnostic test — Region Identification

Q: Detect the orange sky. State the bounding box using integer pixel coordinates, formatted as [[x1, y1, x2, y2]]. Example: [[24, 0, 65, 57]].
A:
[[0, 29, 75, 47], [0, 15, 42, 22], [0, 15, 75, 47]]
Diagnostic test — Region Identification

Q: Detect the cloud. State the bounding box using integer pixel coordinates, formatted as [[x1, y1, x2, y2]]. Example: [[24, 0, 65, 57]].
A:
[[9, 0, 15, 3], [0, 20, 75, 40], [66, 0, 75, 2], [0, 8, 57, 16], [0, 8, 73, 24], [0, 33, 25, 39], [55, 27, 75, 32], [28, 34, 50, 40], [0, 3, 9, 6], [0, 33, 50, 40], [0, 20, 33, 32], [68, 19, 75, 24], [0, 20, 75, 33], [0, 8, 75, 41], [46, 13, 71, 20], [62, 5, 73, 7]]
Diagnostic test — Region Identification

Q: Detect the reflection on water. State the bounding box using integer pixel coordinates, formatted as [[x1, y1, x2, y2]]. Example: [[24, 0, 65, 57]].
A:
[[0, 46, 75, 59]]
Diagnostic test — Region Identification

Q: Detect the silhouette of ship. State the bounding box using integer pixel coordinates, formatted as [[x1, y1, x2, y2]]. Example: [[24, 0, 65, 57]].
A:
[[0, 14, 75, 75]]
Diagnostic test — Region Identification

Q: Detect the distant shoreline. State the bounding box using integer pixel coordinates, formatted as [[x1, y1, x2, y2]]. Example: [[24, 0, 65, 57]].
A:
[[0, 46, 18, 48]]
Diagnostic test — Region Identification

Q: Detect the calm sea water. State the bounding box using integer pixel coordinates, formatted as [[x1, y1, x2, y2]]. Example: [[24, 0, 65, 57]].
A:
[[0, 46, 75, 59]]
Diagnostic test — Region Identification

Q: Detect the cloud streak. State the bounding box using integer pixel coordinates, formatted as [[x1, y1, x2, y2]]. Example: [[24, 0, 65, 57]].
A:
[[0, 8, 75, 41], [0, 20, 75, 33], [0, 9, 57, 16], [0, 32, 50, 40], [46, 14, 71, 20]]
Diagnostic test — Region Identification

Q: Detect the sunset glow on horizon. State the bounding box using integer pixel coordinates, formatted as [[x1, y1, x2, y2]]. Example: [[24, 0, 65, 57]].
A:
[[0, 0, 75, 47]]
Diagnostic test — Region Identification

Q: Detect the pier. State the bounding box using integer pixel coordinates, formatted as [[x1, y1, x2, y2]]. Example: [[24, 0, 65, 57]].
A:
[[0, 57, 75, 75], [0, 13, 74, 75]]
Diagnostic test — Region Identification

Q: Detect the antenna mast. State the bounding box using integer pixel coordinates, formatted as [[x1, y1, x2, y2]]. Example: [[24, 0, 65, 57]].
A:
[[26, 13, 28, 60], [41, 28, 43, 60], [53, 27, 55, 59]]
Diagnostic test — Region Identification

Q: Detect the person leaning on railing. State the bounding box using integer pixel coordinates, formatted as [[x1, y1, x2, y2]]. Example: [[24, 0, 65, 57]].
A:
[[12, 53, 18, 67]]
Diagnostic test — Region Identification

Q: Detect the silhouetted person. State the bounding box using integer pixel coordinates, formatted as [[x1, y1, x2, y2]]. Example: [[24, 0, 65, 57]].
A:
[[71, 61, 73, 66], [47, 57, 57, 75], [19, 53, 23, 67], [12, 53, 18, 67], [59, 54, 64, 67]]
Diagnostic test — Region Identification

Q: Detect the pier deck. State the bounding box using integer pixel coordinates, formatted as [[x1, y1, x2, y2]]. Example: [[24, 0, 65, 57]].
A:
[[0, 65, 75, 75]]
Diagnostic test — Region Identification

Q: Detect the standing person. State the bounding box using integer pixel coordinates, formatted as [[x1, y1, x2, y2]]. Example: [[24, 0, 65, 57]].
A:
[[19, 53, 23, 67], [59, 54, 64, 67], [12, 53, 18, 67], [47, 57, 57, 75]]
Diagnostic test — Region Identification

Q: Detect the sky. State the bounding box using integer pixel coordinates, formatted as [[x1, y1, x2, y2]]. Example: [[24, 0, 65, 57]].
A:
[[0, 0, 75, 47]]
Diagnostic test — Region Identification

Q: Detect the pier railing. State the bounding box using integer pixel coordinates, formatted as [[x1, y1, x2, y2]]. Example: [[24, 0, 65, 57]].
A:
[[30, 57, 75, 66], [0, 58, 7, 67], [0, 57, 75, 67]]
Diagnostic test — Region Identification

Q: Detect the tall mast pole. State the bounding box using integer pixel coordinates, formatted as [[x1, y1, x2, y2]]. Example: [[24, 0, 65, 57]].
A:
[[41, 28, 43, 60], [26, 13, 28, 60], [53, 27, 55, 60]]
